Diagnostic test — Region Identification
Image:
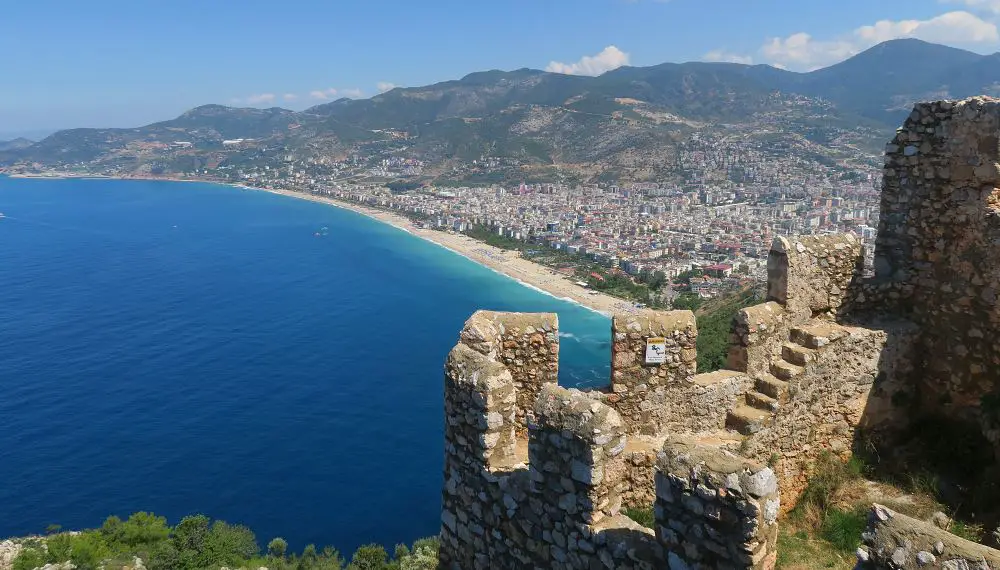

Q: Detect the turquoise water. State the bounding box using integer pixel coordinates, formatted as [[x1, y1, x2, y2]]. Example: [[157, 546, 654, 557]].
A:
[[0, 177, 610, 552]]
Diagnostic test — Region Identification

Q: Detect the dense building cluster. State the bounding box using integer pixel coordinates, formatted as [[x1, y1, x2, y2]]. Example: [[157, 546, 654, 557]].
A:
[[314, 177, 880, 297]]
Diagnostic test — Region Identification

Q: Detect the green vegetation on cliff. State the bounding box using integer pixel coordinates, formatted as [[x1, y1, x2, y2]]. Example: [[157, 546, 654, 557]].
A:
[[13, 512, 438, 570], [693, 287, 761, 372]]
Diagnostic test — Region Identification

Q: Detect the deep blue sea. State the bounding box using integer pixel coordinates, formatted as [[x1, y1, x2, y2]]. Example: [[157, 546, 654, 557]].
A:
[[0, 177, 610, 553]]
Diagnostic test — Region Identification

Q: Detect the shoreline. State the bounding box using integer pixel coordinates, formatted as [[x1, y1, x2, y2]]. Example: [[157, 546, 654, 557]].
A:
[[253, 187, 635, 317], [2, 172, 636, 316]]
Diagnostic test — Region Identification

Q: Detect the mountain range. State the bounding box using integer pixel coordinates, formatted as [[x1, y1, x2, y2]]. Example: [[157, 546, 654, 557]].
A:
[[4, 39, 1000, 184], [0, 138, 34, 152]]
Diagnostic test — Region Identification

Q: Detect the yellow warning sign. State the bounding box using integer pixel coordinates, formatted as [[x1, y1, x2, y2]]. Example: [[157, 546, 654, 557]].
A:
[[645, 337, 667, 364]]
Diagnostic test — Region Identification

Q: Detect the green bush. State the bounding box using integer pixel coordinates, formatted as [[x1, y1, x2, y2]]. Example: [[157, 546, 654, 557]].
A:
[[794, 452, 864, 518], [269, 537, 289, 558], [820, 507, 868, 553], [122, 512, 171, 547], [12, 547, 46, 570], [624, 506, 655, 529], [347, 543, 388, 570], [198, 520, 259, 567], [693, 287, 759, 372], [12, 512, 437, 570]]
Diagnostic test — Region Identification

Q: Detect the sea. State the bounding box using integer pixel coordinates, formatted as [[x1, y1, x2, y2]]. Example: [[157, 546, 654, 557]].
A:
[[0, 177, 611, 554]]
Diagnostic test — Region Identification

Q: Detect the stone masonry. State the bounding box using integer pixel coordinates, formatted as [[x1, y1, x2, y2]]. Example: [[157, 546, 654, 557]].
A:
[[845, 97, 1000, 454], [458, 311, 559, 435], [656, 436, 780, 570], [439, 98, 1000, 568], [606, 311, 698, 435], [440, 325, 778, 569]]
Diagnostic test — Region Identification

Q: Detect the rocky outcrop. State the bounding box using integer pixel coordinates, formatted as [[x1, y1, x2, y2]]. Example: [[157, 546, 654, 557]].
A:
[[0, 540, 24, 570], [856, 504, 1000, 569]]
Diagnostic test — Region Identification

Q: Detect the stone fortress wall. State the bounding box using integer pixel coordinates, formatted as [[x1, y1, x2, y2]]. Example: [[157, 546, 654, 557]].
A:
[[846, 97, 1000, 452], [437, 97, 1000, 569]]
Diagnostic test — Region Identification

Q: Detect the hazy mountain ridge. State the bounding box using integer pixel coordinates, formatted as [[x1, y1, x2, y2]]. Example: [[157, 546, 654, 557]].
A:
[[4, 39, 999, 183], [0, 138, 33, 152]]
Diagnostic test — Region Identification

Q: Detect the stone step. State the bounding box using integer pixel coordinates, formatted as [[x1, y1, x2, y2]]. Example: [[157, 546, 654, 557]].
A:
[[770, 359, 804, 381], [726, 405, 773, 435], [789, 322, 849, 349], [754, 374, 789, 399], [745, 390, 779, 412], [781, 343, 816, 367]]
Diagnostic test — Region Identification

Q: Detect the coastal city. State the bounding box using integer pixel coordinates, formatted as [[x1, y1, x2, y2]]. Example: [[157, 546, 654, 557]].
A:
[[222, 134, 883, 308]]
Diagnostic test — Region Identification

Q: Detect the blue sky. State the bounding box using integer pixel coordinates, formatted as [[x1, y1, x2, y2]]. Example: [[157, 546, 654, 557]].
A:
[[2, 0, 999, 134]]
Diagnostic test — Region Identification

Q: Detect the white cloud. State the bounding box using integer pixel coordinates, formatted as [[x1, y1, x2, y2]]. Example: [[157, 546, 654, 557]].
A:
[[377, 82, 397, 93], [856, 11, 998, 44], [546, 45, 630, 76], [282, 93, 298, 101], [702, 49, 754, 64], [943, 0, 1000, 14], [309, 87, 365, 100], [309, 88, 339, 100], [759, 33, 857, 70], [758, 10, 999, 70], [245, 93, 277, 105]]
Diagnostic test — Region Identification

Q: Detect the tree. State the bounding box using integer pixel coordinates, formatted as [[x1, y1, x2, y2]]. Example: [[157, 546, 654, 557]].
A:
[[120, 512, 170, 547], [302, 543, 318, 561], [172, 514, 210, 562], [198, 521, 259, 568], [12, 548, 46, 570], [347, 544, 388, 570], [400, 539, 439, 570], [99, 516, 125, 544], [269, 537, 289, 559], [672, 292, 703, 311]]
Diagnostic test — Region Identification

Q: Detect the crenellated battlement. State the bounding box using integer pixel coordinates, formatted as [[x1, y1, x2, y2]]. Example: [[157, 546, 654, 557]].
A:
[[440, 308, 780, 569]]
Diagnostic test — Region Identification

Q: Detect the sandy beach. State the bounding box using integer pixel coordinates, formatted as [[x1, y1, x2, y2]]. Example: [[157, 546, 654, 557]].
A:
[[258, 188, 637, 316]]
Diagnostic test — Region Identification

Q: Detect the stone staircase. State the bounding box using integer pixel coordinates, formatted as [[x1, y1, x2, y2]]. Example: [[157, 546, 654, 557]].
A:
[[726, 321, 849, 435]]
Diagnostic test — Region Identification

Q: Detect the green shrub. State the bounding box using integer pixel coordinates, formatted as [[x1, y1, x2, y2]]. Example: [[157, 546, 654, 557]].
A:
[[11, 514, 438, 570], [172, 514, 210, 552], [120, 512, 171, 547], [198, 520, 259, 567], [820, 507, 868, 553], [950, 521, 985, 543], [795, 452, 864, 519], [348, 544, 388, 570], [400, 540, 438, 570], [269, 537, 289, 558], [46, 534, 73, 563], [624, 506, 655, 529], [693, 287, 759, 372], [12, 547, 46, 570]]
